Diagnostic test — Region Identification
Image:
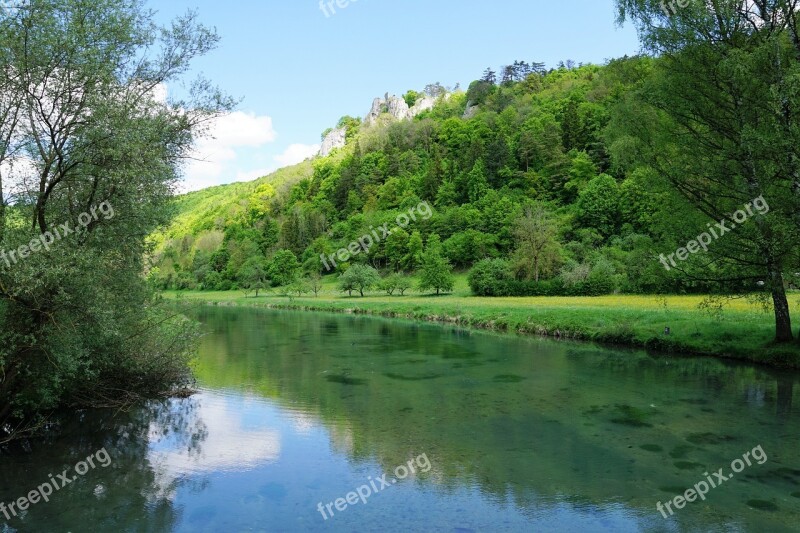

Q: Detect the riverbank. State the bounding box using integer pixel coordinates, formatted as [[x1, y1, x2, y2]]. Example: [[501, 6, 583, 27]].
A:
[[164, 285, 800, 368]]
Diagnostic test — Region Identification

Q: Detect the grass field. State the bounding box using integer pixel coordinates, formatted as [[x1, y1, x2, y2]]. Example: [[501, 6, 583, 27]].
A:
[[164, 274, 800, 368]]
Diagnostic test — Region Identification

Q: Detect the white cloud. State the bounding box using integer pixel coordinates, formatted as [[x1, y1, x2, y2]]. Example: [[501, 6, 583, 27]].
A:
[[146, 393, 282, 501], [183, 111, 278, 191], [273, 143, 320, 168]]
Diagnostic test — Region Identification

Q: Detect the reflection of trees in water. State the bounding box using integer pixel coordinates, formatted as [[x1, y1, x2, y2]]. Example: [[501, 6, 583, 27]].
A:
[[579, 346, 800, 416], [0, 396, 208, 531], [777, 378, 793, 419], [189, 307, 800, 531]]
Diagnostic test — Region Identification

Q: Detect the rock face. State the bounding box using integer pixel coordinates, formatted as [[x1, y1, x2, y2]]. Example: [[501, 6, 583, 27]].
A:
[[319, 126, 347, 157], [364, 97, 385, 126], [364, 93, 438, 126], [386, 94, 411, 121], [318, 93, 443, 158], [463, 103, 480, 119], [409, 95, 435, 116]]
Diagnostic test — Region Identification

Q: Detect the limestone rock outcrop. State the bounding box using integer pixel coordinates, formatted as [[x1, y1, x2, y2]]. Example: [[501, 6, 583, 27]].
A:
[[386, 94, 411, 121], [319, 126, 347, 157], [319, 92, 443, 157], [409, 95, 435, 116], [364, 93, 438, 126]]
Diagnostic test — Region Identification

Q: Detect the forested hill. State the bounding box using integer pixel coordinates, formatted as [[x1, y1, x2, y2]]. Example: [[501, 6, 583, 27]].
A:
[[147, 57, 721, 296]]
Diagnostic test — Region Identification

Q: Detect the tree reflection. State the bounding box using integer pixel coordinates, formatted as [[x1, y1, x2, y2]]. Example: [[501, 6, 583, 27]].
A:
[[0, 396, 207, 531]]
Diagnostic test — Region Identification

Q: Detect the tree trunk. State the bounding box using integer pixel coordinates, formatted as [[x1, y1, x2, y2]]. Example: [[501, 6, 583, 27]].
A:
[[770, 270, 793, 342]]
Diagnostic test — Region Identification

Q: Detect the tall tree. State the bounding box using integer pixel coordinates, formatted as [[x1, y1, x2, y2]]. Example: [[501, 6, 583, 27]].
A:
[[418, 234, 455, 295], [615, 0, 800, 342], [0, 0, 233, 437], [512, 205, 561, 282]]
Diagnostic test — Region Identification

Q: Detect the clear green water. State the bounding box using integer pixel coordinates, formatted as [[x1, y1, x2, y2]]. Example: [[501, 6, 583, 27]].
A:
[[1, 306, 800, 532]]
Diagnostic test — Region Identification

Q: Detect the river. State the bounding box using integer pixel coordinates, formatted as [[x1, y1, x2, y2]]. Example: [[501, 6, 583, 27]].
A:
[[1, 306, 799, 532]]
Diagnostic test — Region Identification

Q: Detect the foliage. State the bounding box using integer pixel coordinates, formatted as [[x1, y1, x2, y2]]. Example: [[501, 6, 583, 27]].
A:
[[338, 264, 381, 297], [614, 0, 800, 342], [418, 235, 455, 295], [268, 250, 300, 287], [379, 273, 414, 296], [0, 0, 230, 439], [145, 40, 798, 345]]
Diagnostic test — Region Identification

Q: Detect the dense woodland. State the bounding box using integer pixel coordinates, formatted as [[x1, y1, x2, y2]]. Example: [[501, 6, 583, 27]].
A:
[[150, 56, 798, 301], [153, 58, 666, 294]]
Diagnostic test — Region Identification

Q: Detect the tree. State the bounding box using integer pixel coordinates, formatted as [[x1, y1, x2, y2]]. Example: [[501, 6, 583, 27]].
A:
[[403, 90, 421, 108], [395, 275, 413, 296], [379, 274, 399, 296], [560, 97, 583, 152], [512, 205, 562, 282], [286, 279, 311, 298], [466, 80, 495, 107], [418, 235, 455, 295], [576, 174, 621, 239], [307, 273, 323, 297], [338, 264, 381, 297], [385, 228, 410, 272], [468, 258, 512, 296], [500, 65, 515, 85], [615, 0, 800, 342], [443, 230, 498, 268], [268, 250, 300, 287], [404, 230, 425, 271], [423, 82, 447, 98], [378, 273, 413, 296], [465, 158, 489, 203], [0, 0, 232, 438], [481, 68, 497, 85], [238, 257, 269, 297]]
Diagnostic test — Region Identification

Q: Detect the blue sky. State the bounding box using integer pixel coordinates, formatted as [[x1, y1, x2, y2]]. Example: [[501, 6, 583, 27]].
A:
[[148, 0, 642, 191]]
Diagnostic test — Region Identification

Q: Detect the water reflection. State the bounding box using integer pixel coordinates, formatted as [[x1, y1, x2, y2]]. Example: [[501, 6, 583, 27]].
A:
[[0, 306, 798, 532], [0, 397, 208, 531]]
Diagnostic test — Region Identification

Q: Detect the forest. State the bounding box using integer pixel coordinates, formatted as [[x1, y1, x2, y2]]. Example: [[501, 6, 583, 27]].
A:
[[150, 52, 800, 341]]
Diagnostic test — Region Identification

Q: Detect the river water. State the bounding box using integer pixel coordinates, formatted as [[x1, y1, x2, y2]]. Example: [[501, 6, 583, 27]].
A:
[[1, 306, 799, 532]]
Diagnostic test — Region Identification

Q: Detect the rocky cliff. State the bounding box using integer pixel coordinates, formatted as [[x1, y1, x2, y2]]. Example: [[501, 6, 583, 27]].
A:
[[318, 92, 438, 156], [319, 126, 347, 157]]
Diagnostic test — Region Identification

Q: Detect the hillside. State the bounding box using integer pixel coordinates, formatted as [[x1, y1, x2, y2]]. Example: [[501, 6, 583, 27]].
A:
[[148, 57, 798, 304]]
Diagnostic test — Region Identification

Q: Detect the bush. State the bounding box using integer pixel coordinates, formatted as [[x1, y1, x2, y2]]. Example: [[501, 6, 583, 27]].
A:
[[468, 257, 620, 297], [468, 259, 511, 296]]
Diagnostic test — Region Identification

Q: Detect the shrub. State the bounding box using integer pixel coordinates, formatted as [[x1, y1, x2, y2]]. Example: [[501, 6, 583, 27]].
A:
[[468, 259, 511, 296]]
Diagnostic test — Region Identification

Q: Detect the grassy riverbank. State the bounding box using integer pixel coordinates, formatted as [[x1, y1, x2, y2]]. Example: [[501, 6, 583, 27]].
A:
[[164, 276, 800, 368]]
